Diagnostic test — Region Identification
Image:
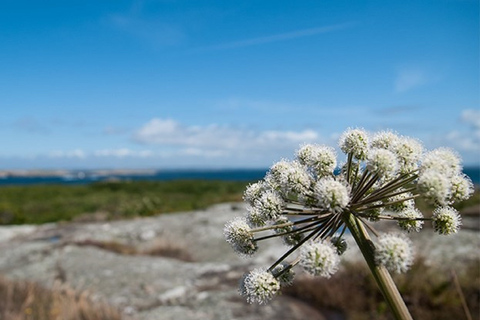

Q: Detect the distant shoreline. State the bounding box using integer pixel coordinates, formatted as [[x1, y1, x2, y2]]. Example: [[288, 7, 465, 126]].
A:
[[0, 168, 270, 186], [0, 167, 479, 186]]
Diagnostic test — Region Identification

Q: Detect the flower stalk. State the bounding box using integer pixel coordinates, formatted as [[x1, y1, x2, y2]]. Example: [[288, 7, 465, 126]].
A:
[[344, 212, 413, 320]]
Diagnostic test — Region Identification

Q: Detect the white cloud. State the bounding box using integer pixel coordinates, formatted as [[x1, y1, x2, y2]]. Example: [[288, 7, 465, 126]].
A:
[[450, 109, 480, 152], [105, 1, 186, 47], [461, 109, 480, 130], [132, 118, 321, 161], [48, 148, 154, 159], [441, 109, 480, 165], [49, 149, 87, 159], [198, 22, 356, 51], [94, 148, 154, 158], [394, 68, 428, 93]]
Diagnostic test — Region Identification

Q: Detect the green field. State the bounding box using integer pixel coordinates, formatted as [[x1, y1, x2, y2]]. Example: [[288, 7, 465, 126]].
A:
[[0, 180, 250, 225], [0, 180, 478, 225]]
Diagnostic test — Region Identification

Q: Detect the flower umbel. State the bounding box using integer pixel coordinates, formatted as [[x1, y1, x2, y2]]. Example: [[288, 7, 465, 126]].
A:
[[300, 240, 340, 278], [432, 206, 462, 235], [240, 268, 280, 304], [375, 233, 414, 274], [224, 217, 257, 256], [224, 127, 472, 316]]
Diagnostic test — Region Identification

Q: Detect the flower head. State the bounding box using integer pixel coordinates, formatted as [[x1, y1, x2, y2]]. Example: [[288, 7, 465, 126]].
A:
[[299, 240, 340, 278], [367, 148, 398, 177], [393, 136, 423, 173], [245, 205, 267, 227], [224, 217, 257, 256], [432, 206, 462, 235], [375, 233, 414, 273], [240, 268, 280, 304], [243, 181, 266, 206], [385, 191, 415, 212], [339, 128, 369, 160], [266, 160, 312, 196], [296, 144, 337, 177], [421, 148, 461, 177], [371, 130, 400, 150], [314, 177, 350, 213], [417, 169, 451, 205], [397, 207, 424, 233], [449, 174, 474, 203], [254, 189, 285, 222]]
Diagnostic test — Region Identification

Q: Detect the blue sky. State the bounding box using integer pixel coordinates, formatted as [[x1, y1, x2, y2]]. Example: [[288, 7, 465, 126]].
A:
[[1, 0, 478, 169]]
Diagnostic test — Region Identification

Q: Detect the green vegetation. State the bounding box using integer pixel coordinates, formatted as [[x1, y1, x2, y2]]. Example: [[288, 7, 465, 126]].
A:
[[0, 180, 250, 225], [0, 180, 477, 226]]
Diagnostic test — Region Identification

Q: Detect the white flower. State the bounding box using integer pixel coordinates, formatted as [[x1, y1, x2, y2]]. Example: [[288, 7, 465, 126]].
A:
[[240, 268, 280, 304], [243, 181, 266, 206], [375, 233, 414, 273], [386, 191, 415, 212], [393, 136, 423, 173], [371, 130, 400, 150], [367, 148, 398, 177], [417, 169, 451, 205], [432, 206, 462, 235], [245, 205, 267, 227], [449, 174, 474, 203], [339, 128, 369, 160], [254, 189, 285, 222], [421, 148, 462, 177], [224, 217, 258, 256], [314, 177, 350, 213], [299, 240, 340, 278], [267, 160, 312, 196], [296, 144, 337, 177], [397, 207, 424, 232]]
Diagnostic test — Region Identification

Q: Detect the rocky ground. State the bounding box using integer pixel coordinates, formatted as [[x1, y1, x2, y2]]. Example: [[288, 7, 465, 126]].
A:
[[0, 203, 478, 320]]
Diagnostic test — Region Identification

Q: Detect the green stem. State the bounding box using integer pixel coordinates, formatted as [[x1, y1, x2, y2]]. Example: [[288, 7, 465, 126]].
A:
[[344, 213, 413, 320]]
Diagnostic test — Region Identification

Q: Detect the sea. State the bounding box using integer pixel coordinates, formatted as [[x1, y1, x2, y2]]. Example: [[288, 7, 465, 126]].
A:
[[0, 169, 269, 186], [0, 167, 479, 186]]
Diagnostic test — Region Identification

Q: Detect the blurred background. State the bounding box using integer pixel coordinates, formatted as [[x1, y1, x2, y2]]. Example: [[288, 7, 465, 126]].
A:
[[0, 0, 478, 171]]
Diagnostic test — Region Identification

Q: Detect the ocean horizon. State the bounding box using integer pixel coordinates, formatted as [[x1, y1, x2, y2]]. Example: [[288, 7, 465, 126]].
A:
[[0, 166, 479, 186]]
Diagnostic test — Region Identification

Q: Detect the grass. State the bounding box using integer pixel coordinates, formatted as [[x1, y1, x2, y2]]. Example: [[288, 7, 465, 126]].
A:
[[0, 179, 477, 226], [282, 258, 480, 320], [0, 180, 250, 225], [0, 277, 124, 320]]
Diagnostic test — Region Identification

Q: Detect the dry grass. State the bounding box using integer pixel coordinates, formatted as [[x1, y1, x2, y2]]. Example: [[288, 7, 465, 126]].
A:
[[0, 277, 124, 320], [282, 258, 480, 320], [70, 238, 194, 262]]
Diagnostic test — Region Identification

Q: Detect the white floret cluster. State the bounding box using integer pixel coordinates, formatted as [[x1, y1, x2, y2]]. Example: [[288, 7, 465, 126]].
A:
[[374, 233, 414, 274], [224, 128, 474, 304], [240, 268, 281, 305], [299, 240, 340, 278], [313, 177, 350, 213]]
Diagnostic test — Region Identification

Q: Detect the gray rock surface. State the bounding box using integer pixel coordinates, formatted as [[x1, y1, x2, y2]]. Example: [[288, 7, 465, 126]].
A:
[[0, 203, 478, 320]]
